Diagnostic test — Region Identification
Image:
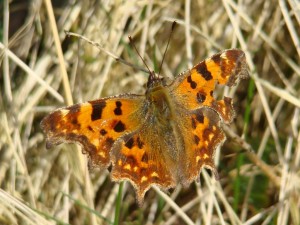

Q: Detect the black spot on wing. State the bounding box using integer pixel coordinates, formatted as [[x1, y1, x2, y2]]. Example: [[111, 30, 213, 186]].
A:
[[90, 101, 106, 121], [70, 117, 80, 129], [125, 137, 134, 149], [211, 53, 221, 64], [196, 112, 204, 123], [114, 101, 122, 115], [194, 135, 200, 145], [105, 137, 114, 148], [197, 92, 206, 103], [187, 75, 197, 89], [114, 121, 125, 132], [196, 62, 213, 81], [100, 129, 107, 136], [191, 118, 197, 129], [141, 153, 148, 162], [191, 111, 204, 129], [136, 137, 144, 149], [87, 126, 94, 132], [71, 118, 78, 125]]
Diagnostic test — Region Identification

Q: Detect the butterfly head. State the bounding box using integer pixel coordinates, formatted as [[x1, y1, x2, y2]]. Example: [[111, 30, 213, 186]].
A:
[[146, 71, 165, 91]]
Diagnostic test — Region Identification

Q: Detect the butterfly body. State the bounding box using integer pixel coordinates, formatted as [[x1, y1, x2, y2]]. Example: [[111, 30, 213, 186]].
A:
[[41, 49, 249, 204]]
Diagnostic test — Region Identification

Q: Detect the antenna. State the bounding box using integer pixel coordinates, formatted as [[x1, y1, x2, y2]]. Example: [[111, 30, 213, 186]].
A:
[[128, 21, 177, 77], [65, 30, 149, 73], [128, 36, 152, 75], [158, 21, 177, 75]]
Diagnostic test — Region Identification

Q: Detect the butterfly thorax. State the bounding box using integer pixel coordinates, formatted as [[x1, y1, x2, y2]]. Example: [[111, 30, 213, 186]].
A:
[[145, 73, 175, 125], [144, 73, 182, 164]]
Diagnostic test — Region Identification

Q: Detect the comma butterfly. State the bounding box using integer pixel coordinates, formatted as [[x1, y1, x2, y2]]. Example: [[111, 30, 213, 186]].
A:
[[41, 48, 249, 204]]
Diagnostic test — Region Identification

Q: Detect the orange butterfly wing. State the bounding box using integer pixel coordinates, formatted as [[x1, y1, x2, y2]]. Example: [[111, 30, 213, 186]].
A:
[[171, 49, 249, 123], [169, 49, 249, 183], [41, 95, 143, 166], [41, 94, 176, 203]]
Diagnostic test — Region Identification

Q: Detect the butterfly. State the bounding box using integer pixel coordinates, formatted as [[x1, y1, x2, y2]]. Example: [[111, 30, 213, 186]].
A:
[[41, 48, 249, 204]]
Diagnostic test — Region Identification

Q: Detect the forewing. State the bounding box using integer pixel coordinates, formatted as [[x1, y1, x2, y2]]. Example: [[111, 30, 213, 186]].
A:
[[171, 49, 249, 123], [40, 94, 144, 168]]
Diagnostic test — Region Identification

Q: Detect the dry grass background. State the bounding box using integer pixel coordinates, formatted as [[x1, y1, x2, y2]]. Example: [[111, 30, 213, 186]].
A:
[[1, 0, 300, 224]]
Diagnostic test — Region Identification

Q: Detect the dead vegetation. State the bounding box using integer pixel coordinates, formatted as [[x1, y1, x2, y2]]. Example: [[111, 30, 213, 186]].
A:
[[0, 0, 300, 224]]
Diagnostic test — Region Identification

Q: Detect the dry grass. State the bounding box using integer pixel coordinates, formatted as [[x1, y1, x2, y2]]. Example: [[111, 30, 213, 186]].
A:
[[1, 0, 300, 224]]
